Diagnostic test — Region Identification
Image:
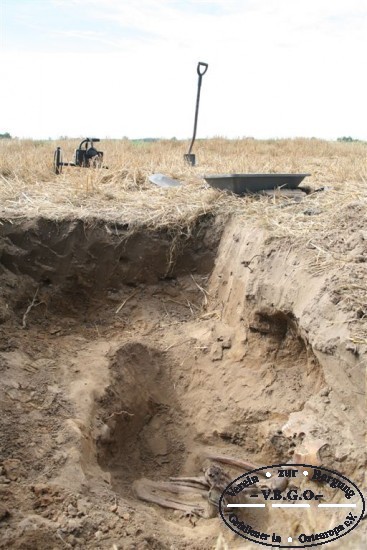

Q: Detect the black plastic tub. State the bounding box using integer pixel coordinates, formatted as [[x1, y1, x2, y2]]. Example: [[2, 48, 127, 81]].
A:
[[204, 173, 310, 194]]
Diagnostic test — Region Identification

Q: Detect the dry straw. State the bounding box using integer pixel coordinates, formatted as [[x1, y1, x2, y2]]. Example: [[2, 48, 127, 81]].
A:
[[1, 137, 367, 338], [0, 137, 366, 227], [1, 137, 366, 248]]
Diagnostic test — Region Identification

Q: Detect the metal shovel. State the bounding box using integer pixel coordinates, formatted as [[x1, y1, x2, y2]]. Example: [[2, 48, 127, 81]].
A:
[[149, 173, 182, 188], [184, 62, 208, 166]]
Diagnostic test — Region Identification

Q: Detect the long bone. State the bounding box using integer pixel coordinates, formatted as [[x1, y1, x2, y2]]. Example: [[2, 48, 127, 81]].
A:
[[133, 455, 299, 516], [133, 478, 207, 516], [204, 453, 296, 491]]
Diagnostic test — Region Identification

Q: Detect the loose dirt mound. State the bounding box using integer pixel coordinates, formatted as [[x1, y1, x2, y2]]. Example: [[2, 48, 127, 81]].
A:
[[0, 215, 365, 549]]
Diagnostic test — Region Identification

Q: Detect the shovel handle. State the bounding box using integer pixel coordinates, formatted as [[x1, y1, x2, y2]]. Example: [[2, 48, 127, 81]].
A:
[[197, 62, 208, 76]]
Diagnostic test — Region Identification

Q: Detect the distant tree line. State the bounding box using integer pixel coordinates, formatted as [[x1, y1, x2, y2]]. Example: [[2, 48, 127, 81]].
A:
[[0, 132, 12, 139], [337, 136, 360, 143], [132, 138, 160, 143]]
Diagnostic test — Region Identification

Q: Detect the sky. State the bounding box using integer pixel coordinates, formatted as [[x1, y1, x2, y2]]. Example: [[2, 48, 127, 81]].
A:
[[1, 0, 367, 140]]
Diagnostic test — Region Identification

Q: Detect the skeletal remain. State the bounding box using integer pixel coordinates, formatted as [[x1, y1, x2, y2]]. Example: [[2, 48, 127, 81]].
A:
[[205, 453, 293, 491], [292, 439, 326, 467], [133, 461, 272, 519], [132, 478, 206, 516], [204, 454, 263, 474], [204, 464, 257, 518], [169, 475, 207, 489], [215, 533, 229, 550], [133, 447, 323, 518]]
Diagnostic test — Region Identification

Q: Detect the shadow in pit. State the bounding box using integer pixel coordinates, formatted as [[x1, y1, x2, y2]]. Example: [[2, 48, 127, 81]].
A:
[[96, 342, 186, 496]]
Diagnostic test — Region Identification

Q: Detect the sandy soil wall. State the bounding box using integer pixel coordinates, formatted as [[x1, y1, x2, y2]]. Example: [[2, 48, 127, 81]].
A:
[[207, 219, 365, 483]]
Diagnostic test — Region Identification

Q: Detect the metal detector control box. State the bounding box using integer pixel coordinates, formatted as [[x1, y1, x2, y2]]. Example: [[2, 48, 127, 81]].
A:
[[54, 138, 106, 174]]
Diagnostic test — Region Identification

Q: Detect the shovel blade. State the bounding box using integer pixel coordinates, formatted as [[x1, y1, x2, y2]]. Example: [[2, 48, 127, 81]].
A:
[[149, 173, 182, 188], [184, 154, 196, 166]]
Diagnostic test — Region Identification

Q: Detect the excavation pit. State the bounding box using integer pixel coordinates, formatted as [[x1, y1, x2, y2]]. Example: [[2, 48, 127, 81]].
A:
[[0, 216, 365, 549], [96, 342, 188, 493]]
